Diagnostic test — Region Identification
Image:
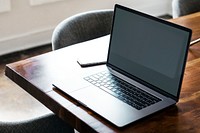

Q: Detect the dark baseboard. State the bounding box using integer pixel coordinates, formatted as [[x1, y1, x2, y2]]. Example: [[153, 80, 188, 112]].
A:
[[158, 14, 172, 19], [0, 44, 52, 64]]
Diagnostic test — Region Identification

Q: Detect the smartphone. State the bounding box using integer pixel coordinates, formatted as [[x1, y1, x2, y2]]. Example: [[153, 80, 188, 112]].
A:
[[77, 58, 106, 67]]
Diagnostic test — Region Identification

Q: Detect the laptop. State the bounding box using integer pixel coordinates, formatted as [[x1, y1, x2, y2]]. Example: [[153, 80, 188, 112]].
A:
[[53, 4, 192, 127]]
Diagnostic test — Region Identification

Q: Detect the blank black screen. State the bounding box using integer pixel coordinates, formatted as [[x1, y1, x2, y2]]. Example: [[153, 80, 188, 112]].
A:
[[108, 6, 190, 97]]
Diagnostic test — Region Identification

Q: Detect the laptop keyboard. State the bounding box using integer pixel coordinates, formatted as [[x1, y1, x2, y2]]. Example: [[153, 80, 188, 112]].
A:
[[84, 71, 161, 110]]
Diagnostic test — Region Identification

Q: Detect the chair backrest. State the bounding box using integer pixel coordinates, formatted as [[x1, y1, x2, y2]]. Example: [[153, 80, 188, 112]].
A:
[[0, 114, 74, 133], [52, 9, 113, 50], [172, 0, 200, 18]]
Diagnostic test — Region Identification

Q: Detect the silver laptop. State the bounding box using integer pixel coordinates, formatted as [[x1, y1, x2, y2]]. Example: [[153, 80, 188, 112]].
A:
[[53, 4, 192, 127]]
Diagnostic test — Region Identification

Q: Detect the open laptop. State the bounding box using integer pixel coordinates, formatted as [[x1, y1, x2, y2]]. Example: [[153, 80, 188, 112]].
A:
[[53, 4, 192, 127]]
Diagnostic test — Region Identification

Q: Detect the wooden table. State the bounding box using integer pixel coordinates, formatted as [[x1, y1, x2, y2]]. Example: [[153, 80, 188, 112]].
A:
[[5, 12, 200, 133]]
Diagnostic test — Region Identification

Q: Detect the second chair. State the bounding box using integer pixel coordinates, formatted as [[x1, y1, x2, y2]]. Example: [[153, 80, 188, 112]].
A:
[[52, 9, 113, 50]]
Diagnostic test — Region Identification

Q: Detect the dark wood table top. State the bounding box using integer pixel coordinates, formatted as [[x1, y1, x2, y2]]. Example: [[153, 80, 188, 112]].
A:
[[5, 12, 200, 133]]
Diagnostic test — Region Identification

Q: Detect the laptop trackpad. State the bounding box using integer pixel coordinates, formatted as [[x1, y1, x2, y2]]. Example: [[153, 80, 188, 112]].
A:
[[53, 78, 90, 93], [70, 86, 138, 127]]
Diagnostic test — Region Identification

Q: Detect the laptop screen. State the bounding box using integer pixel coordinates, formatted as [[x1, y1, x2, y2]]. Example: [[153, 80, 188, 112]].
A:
[[107, 5, 191, 98]]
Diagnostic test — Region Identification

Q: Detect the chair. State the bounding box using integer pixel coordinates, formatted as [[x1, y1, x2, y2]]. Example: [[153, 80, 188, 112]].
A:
[[0, 113, 74, 133], [172, 0, 200, 18], [52, 9, 113, 50]]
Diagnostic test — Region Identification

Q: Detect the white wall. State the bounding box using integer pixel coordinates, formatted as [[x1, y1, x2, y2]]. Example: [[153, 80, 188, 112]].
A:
[[0, 0, 172, 55]]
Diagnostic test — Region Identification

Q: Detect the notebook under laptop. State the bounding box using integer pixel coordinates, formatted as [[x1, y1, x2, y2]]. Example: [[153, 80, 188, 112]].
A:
[[53, 4, 192, 127]]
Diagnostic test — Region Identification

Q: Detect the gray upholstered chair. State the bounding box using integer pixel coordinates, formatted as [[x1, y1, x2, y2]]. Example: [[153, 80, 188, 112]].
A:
[[0, 113, 74, 133], [52, 9, 113, 50], [172, 0, 200, 18]]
